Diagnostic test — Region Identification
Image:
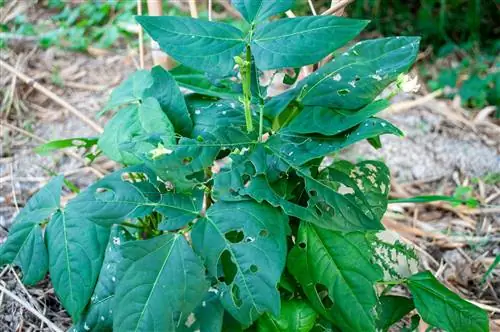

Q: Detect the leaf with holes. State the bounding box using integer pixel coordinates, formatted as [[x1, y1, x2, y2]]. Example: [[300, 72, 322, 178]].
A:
[[191, 201, 287, 326], [98, 97, 176, 165], [178, 291, 225, 332], [288, 223, 383, 331], [136, 16, 245, 76], [67, 166, 161, 227], [231, 0, 294, 23], [113, 234, 209, 331], [296, 37, 420, 109], [34, 137, 98, 155], [251, 16, 368, 70], [46, 209, 110, 320], [0, 176, 63, 285], [407, 271, 488, 332], [257, 299, 318, 332], [70, 226, 130, 332]]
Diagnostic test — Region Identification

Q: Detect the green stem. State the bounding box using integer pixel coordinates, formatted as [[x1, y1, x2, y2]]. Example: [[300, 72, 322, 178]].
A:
[[258, 103, 264, 141], [377, 278, 407, 286], [242, 45, 253, 133]]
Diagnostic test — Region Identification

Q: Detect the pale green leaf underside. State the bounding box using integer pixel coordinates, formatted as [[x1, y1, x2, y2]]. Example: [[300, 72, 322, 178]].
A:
[[113, 234, 209, 331], [191, 201, 287, 326], [136, 16, 245, 76], [288, 223, 383, 331], [98, 98, 176, 165], [298, 37, 421, 109], [252, 16, 369, 70], [407, 271, 489, 332], [144, 65, 193, 137]]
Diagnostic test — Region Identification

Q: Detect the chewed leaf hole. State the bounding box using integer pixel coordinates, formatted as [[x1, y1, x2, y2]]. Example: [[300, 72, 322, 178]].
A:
[[259, 229, 268, 237], [218, 250, 237, 285], [298, 242, 306, 249], [182, 156, 193, 165], [225, 230, 244, 243], [250, 265, 258, 273], [309, 190, 317, 197], [231, 284, 242, 307], [337, 88, 350, 96], [315, 283, 333, 309], [95, 187, 115, 200], [121, 172, 149, 183]]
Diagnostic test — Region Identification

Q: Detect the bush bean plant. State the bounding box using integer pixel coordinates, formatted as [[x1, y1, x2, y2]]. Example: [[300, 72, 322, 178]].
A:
[[0, 1, 489, 331]]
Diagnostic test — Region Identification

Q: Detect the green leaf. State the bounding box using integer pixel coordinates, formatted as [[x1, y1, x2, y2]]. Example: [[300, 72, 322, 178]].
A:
[[170, 64, 242, 99], [155, 188, 203, 231], [143, 65, 193, 136], [376, 295, 415, 331], [67, 166, 161, 227], [407, 271, 489, 332], [285, 99, 390, 135], [98, 97, 176, 165], [178, 292, 225, 332], [231, 0, 293, 23], [70, 227, 129, 332], [113, 234, 209, 331], [46, 209, 110, 320], [251, 16, 368, 70], [0, 175, 63, 285], [288, 223, 383, 331], [136, 16, 245, 76], [267, 117, 403, 167], [191, 201, 288, 326], [139, 137, 220, 192], [257, 299, 318, 332], [34, 137, 98, 155], [101, 70, 153, 114], [296, 37, 421, 109]]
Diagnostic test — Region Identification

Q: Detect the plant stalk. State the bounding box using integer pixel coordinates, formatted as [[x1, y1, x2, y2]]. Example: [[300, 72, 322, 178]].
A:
[[242, 45, 253, 133]]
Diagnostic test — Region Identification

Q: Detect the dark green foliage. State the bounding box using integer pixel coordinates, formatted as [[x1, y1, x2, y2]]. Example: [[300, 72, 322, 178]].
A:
[[1, 2, 489, 331]]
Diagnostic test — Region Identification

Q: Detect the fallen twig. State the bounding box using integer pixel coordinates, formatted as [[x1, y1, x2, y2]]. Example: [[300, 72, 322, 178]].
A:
[[0, 283, 63, 332], [0, 59, 103, 133]]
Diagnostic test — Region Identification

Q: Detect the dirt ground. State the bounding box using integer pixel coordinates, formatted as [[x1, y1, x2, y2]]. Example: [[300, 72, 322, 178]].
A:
[[0, 7, 499, 332]]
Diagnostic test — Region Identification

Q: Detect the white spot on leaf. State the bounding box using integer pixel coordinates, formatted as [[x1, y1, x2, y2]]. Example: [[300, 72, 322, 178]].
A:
[[332, 73, 342, 81]]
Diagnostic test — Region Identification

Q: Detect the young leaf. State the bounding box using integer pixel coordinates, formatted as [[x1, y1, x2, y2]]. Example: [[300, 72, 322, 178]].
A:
[[251, 16, 369, 70], [288, 223, 383, 331], [143, 65, 193, 136], [231, 0, 293, 23], [46, 209, 110, 320], [34, 137, 98, 155], [136, 16, 245, 76], [257, 299, 318, 332], [170, 64, 242, 99], [284, 99, 390, 135], [0, 175, 63, 285], [375, 295, 415, 331], [407, 271, 489, 332], [113, 234, 209, 331], [98, 97, 176, 165], [70, 226, 129, 332], [294, 37, 421, 109], [191, 201, 288, 326], [101, 70, 153, 114]]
